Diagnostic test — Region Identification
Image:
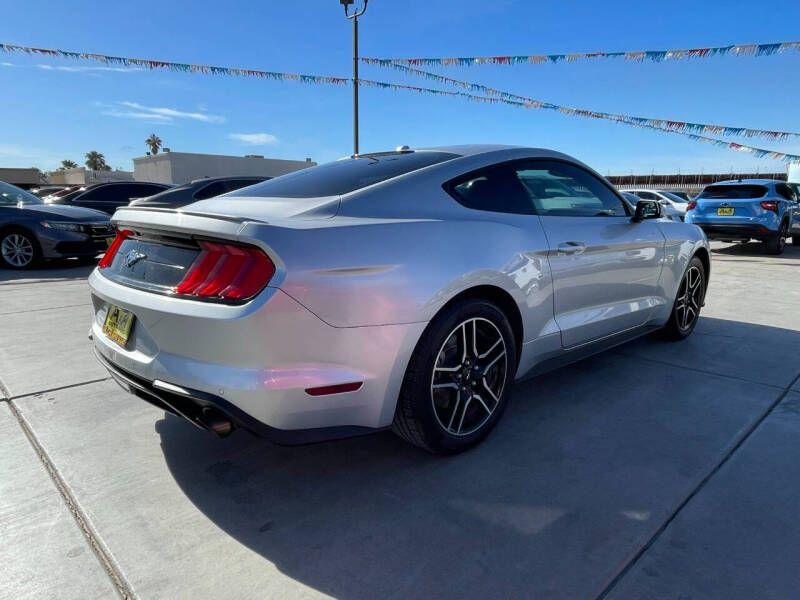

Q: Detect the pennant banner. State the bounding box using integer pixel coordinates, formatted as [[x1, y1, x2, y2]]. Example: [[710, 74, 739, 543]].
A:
[[0, 43, 350, 85], [358, 78, 800, 163], [366, 40, 800, 68], [3, 42, 797, 162], [364, 62, 800, 141]]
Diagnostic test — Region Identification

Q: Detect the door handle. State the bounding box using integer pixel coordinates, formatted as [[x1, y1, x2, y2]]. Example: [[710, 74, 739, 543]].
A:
[[557, 241, 587, 255]]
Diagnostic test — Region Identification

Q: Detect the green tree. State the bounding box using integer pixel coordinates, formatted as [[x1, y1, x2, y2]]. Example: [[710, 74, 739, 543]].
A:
[[85, 151, 110, 171], [145, 133, 163, 155], [60, 159, 78, 170]]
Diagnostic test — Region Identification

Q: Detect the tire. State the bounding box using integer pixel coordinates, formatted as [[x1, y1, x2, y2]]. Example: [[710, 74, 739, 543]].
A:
[[392, 298, 517, 454], [792, 236, 800, 247], [764, 220, 788, 255], [660, 256, 705, 341], [0, 228, 40, 269]]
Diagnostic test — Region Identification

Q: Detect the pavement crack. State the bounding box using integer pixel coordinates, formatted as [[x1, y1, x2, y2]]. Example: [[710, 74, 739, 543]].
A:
[[612, 350, 785, 390], [0, 303, 91, 317], [10, 377, 112, 401], [595, 369, 800, 600], [5, 398, 135, 600]]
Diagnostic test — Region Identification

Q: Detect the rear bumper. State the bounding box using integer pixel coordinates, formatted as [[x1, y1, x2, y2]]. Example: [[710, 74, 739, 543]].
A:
[[692, 223, 774, 241], [88, 269, 427, 439], [94, 348, 382, 444]]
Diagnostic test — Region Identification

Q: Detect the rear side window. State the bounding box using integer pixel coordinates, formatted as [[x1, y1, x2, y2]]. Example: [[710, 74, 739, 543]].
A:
[[447, 164, 535, 214], [193, 181, 230, 200], [227, 152, 459, 198], [700, 185, 768, 199], [775, 183, 796, 201]]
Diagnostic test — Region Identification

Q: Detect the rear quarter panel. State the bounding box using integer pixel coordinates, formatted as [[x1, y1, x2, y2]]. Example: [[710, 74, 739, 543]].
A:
[[239, 214, 555, 342]]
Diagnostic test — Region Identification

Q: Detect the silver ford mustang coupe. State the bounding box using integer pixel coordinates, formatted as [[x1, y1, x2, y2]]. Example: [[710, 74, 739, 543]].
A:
[[88, 145, 710, 453]]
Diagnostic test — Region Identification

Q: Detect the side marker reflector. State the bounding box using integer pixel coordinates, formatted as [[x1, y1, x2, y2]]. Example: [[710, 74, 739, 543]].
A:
[[305, 382, 363, 396]]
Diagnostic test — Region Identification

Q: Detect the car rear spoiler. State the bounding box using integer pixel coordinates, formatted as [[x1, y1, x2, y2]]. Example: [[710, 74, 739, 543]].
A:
[[110, 206, 271, 243]]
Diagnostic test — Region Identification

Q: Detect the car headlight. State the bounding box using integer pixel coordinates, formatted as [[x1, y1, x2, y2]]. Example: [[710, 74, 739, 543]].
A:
[[41, 221, 84, 232]]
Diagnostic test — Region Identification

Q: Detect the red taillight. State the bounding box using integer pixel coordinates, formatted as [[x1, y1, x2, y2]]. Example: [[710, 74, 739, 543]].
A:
[[686, 201, 697, 211], [761, 200, 779, 213], [174, 240, 275, 301], [98, 229, 131, 268]]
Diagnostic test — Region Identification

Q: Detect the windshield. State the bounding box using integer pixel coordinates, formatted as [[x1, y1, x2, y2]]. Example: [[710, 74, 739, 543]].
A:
[[227, 151, 460, 199], [659, 191, 688, 203], [0, 181, 43, 205], [699, 184, 768, 200]]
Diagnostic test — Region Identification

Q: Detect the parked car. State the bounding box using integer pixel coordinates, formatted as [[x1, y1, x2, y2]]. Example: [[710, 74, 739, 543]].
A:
[[667, 190, 694, 203], [89, 145, 710, 453], [30, 185, 69, 198], [0, 181, 113, 269], [621, 191, 682, 222], [685, 179, 798, 254], [129, 176, 269, 209], [42, 185, 82, 202], [627, 189, 689, 220], [46, 181, 170, 214], [787, 182, 800, 203]]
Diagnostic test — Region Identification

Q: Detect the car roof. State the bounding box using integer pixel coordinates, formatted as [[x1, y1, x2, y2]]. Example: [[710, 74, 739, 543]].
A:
[[419, 144, 524, 156], [708, 179, 780, 186], [187, 176, 266, 185]]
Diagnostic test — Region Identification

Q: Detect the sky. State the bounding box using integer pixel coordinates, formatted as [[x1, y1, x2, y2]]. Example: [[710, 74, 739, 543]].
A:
[[1, 0, 799, 176]]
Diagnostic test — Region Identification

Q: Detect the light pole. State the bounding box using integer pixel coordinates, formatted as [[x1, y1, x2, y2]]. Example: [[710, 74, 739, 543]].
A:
[[341, 0, 368, 156]]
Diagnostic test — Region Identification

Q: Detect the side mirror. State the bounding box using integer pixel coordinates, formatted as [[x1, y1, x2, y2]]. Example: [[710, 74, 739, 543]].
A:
[[632, 199, 662, 222]]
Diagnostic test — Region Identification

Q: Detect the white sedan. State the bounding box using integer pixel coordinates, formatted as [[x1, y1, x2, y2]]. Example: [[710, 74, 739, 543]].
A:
[[626, 189, 690, 220]]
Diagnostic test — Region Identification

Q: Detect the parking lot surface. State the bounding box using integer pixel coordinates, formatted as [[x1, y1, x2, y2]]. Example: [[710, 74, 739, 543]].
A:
[[2, 243, 800, 599]]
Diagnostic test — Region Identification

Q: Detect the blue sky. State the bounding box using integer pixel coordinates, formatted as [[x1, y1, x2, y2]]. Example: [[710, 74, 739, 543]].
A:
[[1, 0, 799, 175]]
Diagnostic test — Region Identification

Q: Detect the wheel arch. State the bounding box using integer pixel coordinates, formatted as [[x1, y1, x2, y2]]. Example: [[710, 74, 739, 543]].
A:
[[0, 223, 42, 267], [433, 284, 524, 365], [691, 246, 711, 302], [0, 223, 42, 250]]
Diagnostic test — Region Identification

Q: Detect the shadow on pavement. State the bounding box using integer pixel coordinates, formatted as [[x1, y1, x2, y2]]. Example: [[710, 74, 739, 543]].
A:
[[0, 259, 98, 284], [154, 316, 800, 599], [711, 241, 800, 259]]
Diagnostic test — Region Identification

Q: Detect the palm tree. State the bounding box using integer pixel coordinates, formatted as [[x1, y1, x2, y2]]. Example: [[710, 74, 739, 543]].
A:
[[145, 134, 163, 155], [85, 151, 109, 171], [60, 159, 78, 170]]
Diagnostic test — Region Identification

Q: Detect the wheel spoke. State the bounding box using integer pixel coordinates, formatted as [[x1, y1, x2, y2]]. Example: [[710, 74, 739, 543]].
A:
[[481, 378, 500, 404], [478, 337, 502, 360], [447, 390, 462, 431], [484, 348, 506, 373], [456, 395, 473, 434], [473, 394, 492, 415], [471, 319, 479, 358], [432, 382, 459, 391]]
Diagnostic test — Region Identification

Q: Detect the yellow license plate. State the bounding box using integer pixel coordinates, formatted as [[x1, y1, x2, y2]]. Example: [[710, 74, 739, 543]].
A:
[[717, 207, 735, 216], [102, 305, 135, 348]]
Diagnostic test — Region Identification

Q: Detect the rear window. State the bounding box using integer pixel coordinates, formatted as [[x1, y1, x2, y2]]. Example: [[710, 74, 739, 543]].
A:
[[660, 191, 688, 203], [699, 185, 768, 199], [227, 151, 459, 198]]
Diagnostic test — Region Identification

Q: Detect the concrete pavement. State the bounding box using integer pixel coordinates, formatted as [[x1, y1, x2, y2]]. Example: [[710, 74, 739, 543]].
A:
[[1, 243, 799, 599]]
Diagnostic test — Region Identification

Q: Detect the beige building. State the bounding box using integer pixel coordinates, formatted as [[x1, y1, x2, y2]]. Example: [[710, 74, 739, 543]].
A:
[[133, 151, 315, 184], [0, 167, 44, 188], [48, 167, 134, 186]]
